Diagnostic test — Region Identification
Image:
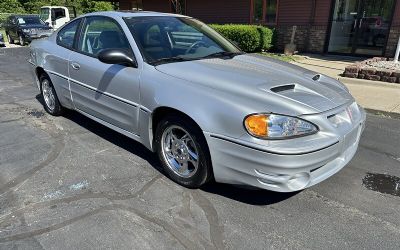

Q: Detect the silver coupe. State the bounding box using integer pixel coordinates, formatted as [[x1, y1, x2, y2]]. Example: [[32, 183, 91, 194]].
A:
[[28, 11, 366, 192]]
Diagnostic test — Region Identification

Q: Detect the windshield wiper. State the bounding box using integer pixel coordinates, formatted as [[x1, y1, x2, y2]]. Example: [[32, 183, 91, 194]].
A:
[[151, 56, 193, 65], [201, 51, 244, 59]]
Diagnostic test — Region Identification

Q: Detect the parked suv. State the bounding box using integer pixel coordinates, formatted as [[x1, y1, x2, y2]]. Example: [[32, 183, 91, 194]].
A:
[[5, 14, 53, 45]]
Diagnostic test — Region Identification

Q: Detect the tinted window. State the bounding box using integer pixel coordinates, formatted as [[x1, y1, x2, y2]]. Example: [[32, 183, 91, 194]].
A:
[[57, 19, 80, 49], [78, 17, 130, 57], [17, 16, 44, 25]]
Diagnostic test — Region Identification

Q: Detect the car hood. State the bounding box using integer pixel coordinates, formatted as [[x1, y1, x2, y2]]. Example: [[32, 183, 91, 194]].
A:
[[19, 24, 51, 30], [155, 54, 353, 115]]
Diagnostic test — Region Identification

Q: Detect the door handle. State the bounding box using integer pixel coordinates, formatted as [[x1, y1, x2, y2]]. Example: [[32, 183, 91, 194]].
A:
[[71, 62, 80, 70]]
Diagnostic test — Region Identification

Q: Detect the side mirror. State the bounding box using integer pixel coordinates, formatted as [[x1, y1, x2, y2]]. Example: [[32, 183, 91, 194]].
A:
[[45, 22, 50, 26], [98, 49, 138, 68]]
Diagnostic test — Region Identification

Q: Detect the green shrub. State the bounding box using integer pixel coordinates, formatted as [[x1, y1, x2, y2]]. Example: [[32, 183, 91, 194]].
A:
[[210, 24, 259, 52], [209, 24, 274, 53], [256, 26, 274, 51]]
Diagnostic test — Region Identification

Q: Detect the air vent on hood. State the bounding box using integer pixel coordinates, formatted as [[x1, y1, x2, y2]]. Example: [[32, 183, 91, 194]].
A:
[[270, 84, 295, 93], [312, 74, 321, 81]]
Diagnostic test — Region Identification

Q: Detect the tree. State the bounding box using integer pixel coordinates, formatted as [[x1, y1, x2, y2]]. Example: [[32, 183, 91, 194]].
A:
[[20, 0, 65, 14], [0, 0, 25, 13], [81, 0, 114, 13]]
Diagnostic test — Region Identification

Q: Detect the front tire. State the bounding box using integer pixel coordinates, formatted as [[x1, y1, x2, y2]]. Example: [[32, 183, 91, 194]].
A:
[[155, 115, 213, 188], [40, 75, 64, 116], [19, 35, 25, 46]]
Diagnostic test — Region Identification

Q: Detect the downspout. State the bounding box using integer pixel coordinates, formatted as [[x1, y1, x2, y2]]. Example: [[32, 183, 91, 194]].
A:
[[306, 0, 317, 52]]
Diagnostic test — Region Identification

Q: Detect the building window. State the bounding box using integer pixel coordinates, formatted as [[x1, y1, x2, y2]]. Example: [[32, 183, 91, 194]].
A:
[[252, 0, 278, 24], [171, 0, 186, 15], [265, 0, 277, 24], [131, 0, 143, 11]]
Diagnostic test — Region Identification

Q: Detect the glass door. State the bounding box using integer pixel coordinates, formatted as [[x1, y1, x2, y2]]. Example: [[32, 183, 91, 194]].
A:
[[328, 0, 360, 54], [353, 0, 395, 55], [328, 0, 395, 56]]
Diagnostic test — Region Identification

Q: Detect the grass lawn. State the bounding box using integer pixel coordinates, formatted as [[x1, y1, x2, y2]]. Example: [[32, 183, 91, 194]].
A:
[[259, 52, 302, 62]]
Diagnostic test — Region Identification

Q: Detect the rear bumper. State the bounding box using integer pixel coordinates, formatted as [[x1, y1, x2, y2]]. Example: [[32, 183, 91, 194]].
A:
[[205, 108, 366, 192]]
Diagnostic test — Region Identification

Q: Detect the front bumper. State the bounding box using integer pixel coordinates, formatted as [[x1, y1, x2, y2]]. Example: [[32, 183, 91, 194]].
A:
[[205, 105, 366, 192], [22, 32, 52, 42]]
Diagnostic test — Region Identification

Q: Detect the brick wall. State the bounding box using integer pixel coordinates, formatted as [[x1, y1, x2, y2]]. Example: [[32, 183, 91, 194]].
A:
[[385, 0, 400, 57], [275, 25, 327, 53], [385, 26, 400, 57]]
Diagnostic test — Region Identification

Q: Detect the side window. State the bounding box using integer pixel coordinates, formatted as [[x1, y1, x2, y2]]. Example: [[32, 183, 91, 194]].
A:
[[57, 19, 80, 49], [78, 17, 130, 57], [52, 8, 66, 21]]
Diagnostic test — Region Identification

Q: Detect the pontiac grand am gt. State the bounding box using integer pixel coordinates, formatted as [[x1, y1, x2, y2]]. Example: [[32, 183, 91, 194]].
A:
[[28, 11, 365, 192]]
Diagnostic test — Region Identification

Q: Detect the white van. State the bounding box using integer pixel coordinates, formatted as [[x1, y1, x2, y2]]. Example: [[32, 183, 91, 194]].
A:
[[39, 6, 76, 30]]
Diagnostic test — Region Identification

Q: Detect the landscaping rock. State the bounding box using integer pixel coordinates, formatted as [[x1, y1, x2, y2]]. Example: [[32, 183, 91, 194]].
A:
[[392, 71, 400, 78], [345, 66, 360, 73], [344, 72, 358, 78], [376, 69, 392, 77], [360, 68, 377, 75], [365, 74, 380, 81], [381, 76, 397, 83]]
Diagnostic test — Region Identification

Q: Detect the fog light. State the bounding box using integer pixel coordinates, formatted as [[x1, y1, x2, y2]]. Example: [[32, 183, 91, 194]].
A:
[[287, 172, 310, 190]]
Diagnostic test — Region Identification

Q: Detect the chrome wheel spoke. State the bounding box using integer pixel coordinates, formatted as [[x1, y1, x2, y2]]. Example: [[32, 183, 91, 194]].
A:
[[179, 161, 189, 174], [42, 80, 55, 111], [161, 125, 200, 178], [187, 148, 198, 164]]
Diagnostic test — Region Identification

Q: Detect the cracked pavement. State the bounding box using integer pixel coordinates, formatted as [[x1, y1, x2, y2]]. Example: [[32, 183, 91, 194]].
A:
[[0, 47, 400, 249]]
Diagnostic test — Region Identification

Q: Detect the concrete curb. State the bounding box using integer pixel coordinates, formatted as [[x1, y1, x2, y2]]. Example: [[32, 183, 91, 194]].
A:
[[365, 108, 400, 120], [338, 76, 400, 89]]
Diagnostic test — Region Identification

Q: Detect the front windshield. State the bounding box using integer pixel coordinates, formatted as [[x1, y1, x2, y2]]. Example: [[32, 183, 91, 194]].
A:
[[124, 16, 241, 64], [17, 16, 44, 25], [39, 8, 50, 21]]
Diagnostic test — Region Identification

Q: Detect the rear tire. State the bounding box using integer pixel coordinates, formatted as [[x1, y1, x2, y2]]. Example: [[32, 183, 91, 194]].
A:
[[155, 114, 213, 188], [7, 33, 13, 44], [40, 74, 64, 116]]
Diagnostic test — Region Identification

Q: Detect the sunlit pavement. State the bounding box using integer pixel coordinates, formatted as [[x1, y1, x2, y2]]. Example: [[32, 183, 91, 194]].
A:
[[0, 47, 399, 249]]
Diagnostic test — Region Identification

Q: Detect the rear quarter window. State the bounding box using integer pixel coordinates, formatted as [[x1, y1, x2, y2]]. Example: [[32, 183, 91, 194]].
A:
[[56, 19, 81, 49]]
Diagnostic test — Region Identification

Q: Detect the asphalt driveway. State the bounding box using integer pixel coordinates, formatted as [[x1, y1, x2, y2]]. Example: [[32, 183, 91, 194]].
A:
[[0, 47, 399, 250]]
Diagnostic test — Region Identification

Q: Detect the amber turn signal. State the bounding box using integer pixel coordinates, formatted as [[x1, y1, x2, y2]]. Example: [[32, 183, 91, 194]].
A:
[[244, 114, 268, 137]]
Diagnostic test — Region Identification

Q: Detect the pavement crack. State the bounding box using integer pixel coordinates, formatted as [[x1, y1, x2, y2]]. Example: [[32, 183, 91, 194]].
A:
[[0, 203, 198, 249], [0, 134, 65, 196], [360, 144, 400, 163], [305, 190, 400, 233], [191, 191, 225, 250], [0, 174, 163, 224]]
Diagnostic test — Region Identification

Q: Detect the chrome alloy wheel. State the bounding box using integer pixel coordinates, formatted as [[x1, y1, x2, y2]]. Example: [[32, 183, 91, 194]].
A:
[[161, 125, 199, 178], [42, 79, 56, 111]]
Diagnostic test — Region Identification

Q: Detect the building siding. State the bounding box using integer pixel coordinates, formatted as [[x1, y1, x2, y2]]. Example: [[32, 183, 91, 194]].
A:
[[142, 0, 171, 12], [186, 0, 250, 24]]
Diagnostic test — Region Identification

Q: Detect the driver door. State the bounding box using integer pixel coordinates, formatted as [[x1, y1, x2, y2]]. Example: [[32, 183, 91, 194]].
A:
[[69, 16, 141, 134]]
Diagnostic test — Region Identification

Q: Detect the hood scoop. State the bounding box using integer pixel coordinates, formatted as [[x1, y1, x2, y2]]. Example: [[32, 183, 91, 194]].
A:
[[270, 84, 295, 93]]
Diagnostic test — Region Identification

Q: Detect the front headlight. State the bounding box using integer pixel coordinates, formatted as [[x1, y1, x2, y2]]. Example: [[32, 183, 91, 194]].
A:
[[22, 29, 31, 33], [244, 114, 318, 139]]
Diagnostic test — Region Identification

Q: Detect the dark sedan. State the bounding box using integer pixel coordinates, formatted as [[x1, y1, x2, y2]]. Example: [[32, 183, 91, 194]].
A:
[[4, 14, 53, 45]]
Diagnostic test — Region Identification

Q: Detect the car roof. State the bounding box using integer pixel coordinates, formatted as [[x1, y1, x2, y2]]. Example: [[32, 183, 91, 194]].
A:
[[12, 14, 40, 18], [81, 11, 187, 19]]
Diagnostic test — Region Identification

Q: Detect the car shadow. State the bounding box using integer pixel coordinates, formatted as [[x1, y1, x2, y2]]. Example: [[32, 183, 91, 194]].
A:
[[35, 94, 299, 205], [201, 182, 299, 206], [95, 64, 125, 100]]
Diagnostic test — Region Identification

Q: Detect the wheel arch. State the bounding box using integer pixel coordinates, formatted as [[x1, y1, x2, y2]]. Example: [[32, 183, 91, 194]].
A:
[[151, 106, 204, 142]]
